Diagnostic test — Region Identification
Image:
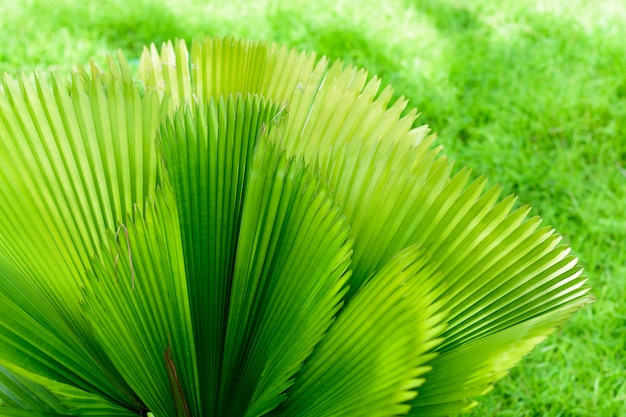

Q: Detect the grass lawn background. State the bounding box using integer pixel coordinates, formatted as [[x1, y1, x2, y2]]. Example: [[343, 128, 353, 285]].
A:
[[1, 0, 624, 415]]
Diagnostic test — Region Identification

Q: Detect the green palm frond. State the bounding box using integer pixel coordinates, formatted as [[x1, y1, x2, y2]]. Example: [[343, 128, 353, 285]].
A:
[[158, 95, 280, 416], [0, 37, 593, 416], [273, 245, 446, 417], [407, 301, 585, 415], [83, 184, 197, 417], [0, 364, 137, 416], [219, 138, 351, 417], [0, 69, 160, 411], [0, 365, 66, 413]]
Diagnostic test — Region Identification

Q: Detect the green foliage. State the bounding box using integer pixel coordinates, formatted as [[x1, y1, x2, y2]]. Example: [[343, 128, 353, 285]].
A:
[[0, 36, 593, 416], [0, 3, 617, 414]]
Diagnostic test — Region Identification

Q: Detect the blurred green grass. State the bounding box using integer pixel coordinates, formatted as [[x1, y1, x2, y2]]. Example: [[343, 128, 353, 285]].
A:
[[1, 0, 624, 415]]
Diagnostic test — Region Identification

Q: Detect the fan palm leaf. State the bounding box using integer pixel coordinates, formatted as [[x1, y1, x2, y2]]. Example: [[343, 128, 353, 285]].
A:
[[0, 37, 593, 416]]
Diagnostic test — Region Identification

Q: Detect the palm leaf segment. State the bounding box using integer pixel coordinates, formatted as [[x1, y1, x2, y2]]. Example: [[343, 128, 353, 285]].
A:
[[0, 38, 592, 416]]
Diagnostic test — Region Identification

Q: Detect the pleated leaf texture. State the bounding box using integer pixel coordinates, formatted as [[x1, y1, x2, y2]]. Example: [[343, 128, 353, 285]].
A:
[[0, 37, 593, 417]]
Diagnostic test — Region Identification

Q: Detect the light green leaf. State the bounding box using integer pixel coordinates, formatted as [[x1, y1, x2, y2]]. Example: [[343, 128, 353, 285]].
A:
[[274, 245, 446, 417], [220, 138, 352, 417], [0, 291, 133, 409], [138, 37, 327, 114], [408, 302, 589, 415], [83, 184, 198, 417], [0, 68, 165, 410]]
